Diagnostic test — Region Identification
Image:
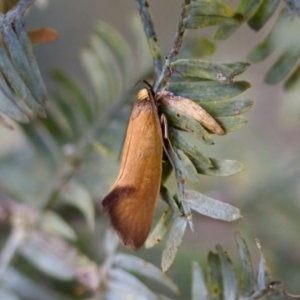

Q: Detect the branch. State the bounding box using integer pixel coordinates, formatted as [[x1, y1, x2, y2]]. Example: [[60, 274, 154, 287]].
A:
[[154, 0, 188, 91]]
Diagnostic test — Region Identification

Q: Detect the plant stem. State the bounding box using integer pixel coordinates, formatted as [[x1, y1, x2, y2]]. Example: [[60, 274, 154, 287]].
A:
[[154, 1, 188, 91]]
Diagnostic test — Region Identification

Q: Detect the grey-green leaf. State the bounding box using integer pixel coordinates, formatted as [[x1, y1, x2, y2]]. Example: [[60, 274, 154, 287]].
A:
[[0, 288, 21, 300], [200, 99, 253, 117], [0, 84, 29, 122], [216, 115, 248, 132], [193, 158, 245, 176], [108, 268, 157, 300], [40, 211, 77, 241], [3, 23, 44, 105], [169, 128, 213, 169], [114, 253, 179, 294], [174, 147, 200, 183], [167, 81, 251, 102], [265, 47, 300, 84], [235, 231, 255, 296], [60, 180, 95, 231], [170, 59, 234, 82], [216, 245, 238, 300], [160, 104, 214, 145], [256, 239, 270, 291], [184, 15, 231, 29], [185, 1, 235, 18], [145, 206, 175, 248], [14, 17, 47, 105], [192, 261, 208, 300], [248, 8, 292, 62], [222, 61, 250, 76], [215, 0, 262, 40], [161, 216, 188, 272], [21, 235, 75, 280], [248, 0, 281, 31], [184, 189, 241, 221], [207, 252, 222, 300], [284, 63, 300, 90]]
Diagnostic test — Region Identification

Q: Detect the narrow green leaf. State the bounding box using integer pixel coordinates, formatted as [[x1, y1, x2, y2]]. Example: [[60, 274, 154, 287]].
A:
[[174, 147, 200, 183], [169, 128, 213, 169], [108, 268, 157, 300], [216, 115, 248, 132], [103, 228, 119, 255], [0, 79, 29, 122], [256, 239, 270, 291], [160, 104, 214, 145], [192, 158, 245, 176], [114, 254, 180, 294], [88, 33, 123, 103], [145, 206, 175, 248], [3, 23, 43, 104], [184, 15, 230, 29], [52, 70, 94, 122], [235, 232, 255, 296], [248, 0, 281, 31], [0, 228, 26, 280], [222, 61, 250, 76], [185, 1, 235, 18], [94, 21, 134, 83], [52, 93, 83, 138], [21, 235, 75, 280], [14, 17, 47, 105], [161, 216, 187, 272], [265, 47, 300, 84], [81, 47, 110, 108], [184, 189, 241, 221], [180, 37, 216, 58], [284, 0, 300, 12], [0, 288, 21, 300], [5, 268, 73, 300], [43, 101, 74, 139], [192, 261, 208, 300], [22, 124, 62, 165], [248, 8, 292, 62], [200, 99, 254, 117], [215, 0, 263, 40], [0, 44, 45, 117], [41, 211, 77, 241], [167, 81, 251, 102], [284, 63, 300, 90], [207, 252, 223, 300], [60, 180, 95, 231], [216, 245, 238, 300], [170, 59, 234, 82], [160, 186, 182, 213]]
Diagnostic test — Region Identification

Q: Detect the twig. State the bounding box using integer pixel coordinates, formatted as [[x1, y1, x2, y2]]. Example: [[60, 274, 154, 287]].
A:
[[136, 0, 163, 78], [2, 0, 35, 21], [153, 0, 188, 91]]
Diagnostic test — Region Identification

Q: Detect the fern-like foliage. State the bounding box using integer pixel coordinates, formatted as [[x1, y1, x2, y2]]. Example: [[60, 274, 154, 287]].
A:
[[0, 0, 49, 124], [0, 0, 299, 299]]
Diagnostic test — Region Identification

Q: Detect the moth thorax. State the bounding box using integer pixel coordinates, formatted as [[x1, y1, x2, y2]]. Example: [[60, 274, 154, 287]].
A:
[[137, 88, 149, 101]]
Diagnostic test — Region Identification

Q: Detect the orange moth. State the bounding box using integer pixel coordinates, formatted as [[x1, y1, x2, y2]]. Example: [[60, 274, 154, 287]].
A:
[[102, 88, 163, 250], [158, 90, 225, 135]]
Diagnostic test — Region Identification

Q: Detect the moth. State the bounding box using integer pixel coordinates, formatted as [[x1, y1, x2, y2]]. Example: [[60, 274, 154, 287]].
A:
[[102, 88, 163, 250]]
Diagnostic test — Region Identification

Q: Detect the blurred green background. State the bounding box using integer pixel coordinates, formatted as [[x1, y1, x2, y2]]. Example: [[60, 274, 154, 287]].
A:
[[1, 0, 300, 298]]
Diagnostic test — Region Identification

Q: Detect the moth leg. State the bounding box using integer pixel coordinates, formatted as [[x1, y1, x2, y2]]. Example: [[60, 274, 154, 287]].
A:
[[160, 113, 169, 140], [160, 114, 178, 162]]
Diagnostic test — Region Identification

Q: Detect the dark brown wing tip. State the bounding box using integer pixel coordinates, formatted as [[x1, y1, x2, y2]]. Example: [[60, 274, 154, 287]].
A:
[[102, 185, 135, 210], [102, 185, 148, 250]]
